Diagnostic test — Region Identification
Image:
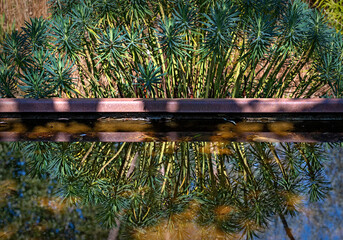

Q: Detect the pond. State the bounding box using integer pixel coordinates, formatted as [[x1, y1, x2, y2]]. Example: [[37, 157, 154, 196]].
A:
[[1, 139, 342, 239], [1, 99, 343, 239], [1, 117, 343, 142]]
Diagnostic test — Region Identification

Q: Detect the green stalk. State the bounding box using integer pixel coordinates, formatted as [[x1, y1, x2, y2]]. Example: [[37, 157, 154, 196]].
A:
[[246, 60, 259, 97], [205, 143, 216, 189], [97, 142, 126, 176], [161, 142, 174, 193], [205, 55, 216, 98], [230, 39, 248, 97], [77, 68, 90, 97], [268, 143, 287, 180], [104, 72, 120, 97], [158, 142, 166, 165], [280, 43, 316, 91], [174, 144, 184, 197], [254, 49, 288, 97], [194, 143, 203, 191], [196, 60, 206, 97], [214, 54, 228, 97], [116, 143, 133, 182], [233, 143, 255, 185], [232, 62, 244, 97]]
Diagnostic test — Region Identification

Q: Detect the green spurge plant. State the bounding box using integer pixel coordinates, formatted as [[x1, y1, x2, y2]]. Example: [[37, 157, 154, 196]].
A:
[[0, 0, 342, 98], [0, 16, 76, 98], [314, 0, 343, 31]]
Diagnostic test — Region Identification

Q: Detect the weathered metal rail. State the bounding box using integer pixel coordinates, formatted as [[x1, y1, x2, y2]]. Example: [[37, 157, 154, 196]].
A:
[[1, 98, 343, 114], [0, 98, 343, 142]]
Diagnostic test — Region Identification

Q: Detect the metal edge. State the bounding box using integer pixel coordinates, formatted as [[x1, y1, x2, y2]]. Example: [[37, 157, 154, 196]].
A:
[[1, 98, 343, 113]]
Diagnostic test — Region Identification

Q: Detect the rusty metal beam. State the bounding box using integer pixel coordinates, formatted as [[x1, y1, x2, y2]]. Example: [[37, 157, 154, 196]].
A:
[[1, 98, 343, 113]]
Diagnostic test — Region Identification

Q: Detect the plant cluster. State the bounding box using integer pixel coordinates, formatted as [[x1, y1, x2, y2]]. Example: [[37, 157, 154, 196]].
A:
[[0, 0, 342, 98], [314, 0, 343, 32], [0, 143, 108, 239], [15, 141, 333, 239]]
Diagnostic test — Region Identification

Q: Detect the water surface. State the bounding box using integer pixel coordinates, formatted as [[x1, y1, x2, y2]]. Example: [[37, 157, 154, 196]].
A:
[[1, 141, 342, 239]]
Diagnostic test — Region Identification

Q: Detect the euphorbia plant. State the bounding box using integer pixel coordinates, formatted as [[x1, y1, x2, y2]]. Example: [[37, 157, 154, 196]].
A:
[[0, 0, 342, 98]]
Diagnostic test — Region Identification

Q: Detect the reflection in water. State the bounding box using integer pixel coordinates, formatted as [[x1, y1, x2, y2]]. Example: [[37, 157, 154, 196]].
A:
[[2, 118, 343, 142], [3, 141, 336, 239], [0, 180, 17, 205], [0, 144, 109, 240]]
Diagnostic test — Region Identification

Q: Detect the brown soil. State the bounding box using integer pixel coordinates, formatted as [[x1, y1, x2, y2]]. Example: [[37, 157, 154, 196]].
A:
[[1, 0, 49, 32]]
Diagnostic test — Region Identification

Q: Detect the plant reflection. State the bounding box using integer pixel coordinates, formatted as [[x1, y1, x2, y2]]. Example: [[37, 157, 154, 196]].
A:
[[0, 180, 17, 205], [13, 142, 335, 239]]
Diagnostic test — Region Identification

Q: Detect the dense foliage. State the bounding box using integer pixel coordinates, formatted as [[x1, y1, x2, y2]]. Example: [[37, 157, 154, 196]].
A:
[[0, 0, 342, 98], [0, 143, 108, 239], [314, 0, 343, 31], [7, 141, 332, 239]]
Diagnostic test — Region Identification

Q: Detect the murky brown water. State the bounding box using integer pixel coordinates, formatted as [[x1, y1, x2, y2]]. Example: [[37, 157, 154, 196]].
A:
[[0, 118, 342, 142]]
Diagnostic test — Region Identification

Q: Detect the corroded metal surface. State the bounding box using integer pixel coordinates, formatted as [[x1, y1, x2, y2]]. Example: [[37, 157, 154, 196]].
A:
[[1, 98, 343, 113]]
